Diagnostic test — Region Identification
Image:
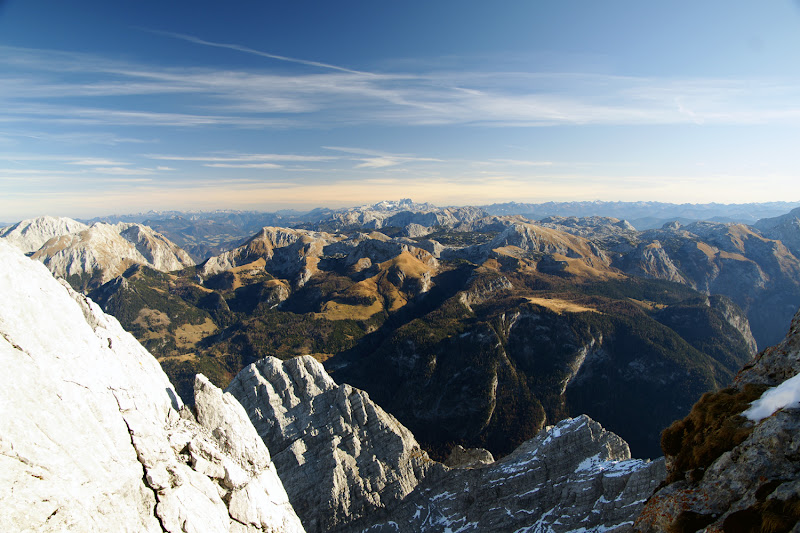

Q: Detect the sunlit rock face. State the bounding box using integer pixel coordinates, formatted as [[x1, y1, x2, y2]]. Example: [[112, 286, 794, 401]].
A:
[[227, 355, 439, 533], [0, 241, 304, 533], [1, 216, 195, 291], [30, 222, 195, 289]]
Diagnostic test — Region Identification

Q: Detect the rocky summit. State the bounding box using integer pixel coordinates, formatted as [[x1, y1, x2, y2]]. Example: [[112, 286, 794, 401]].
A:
[[228, 355, 665, 532], [0, 241, 303, 533], [227, 356, 438, 533]]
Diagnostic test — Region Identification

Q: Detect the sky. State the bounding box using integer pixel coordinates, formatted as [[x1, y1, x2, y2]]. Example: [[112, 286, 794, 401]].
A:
[[1, 0, 800, 220]]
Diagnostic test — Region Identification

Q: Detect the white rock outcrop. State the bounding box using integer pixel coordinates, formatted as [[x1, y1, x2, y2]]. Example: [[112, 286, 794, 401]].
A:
[[227, 356, 440, 533], [0, 241, 304, 533]]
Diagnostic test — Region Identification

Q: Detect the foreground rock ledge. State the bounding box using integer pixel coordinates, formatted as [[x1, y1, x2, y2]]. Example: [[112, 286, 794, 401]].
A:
[[0, 241, 304, 533], [635, 308, 800, 532]]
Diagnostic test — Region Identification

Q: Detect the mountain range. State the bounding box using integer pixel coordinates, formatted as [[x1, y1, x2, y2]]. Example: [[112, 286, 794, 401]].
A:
[[81, 199, 800, 262], [0, 216, 194, 290], [3, 211, 800, 531], [0, 240, 665, 532], [3, 202, 800, 461]]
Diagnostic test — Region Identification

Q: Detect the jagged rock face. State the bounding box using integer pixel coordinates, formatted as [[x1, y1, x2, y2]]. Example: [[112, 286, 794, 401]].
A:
[[360, 416, 665, 533], [118, 223, 195, 272], [0, 215, 88, 253], [228, 355, 664, 533], [635, 309, 800, 532], [0, 242, 304, 533], [27, 222, 194, 289], [226, 356, 439, 533]]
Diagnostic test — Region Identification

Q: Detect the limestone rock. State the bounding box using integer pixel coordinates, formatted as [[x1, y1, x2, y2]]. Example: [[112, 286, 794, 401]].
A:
[[443, 445, 494, 469], [226, 356, 439, 533], [616, 240, 687, 284], [0, 241, 304, 533]]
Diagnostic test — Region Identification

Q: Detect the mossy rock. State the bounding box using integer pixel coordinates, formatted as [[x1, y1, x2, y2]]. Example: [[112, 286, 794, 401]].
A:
[[661, 383, 769, 483]]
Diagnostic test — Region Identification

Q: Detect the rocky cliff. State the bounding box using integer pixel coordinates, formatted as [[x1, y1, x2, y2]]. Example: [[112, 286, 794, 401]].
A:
[[0, 241, 304, 533], [635, 308, 800, 532], [228, 355, 665, 532], [361, 415, 665, 533], [227, 356, 439, 533]]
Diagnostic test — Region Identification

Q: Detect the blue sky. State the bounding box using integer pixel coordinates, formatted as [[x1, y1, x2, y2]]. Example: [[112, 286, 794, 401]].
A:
[[1, 0, 800, 220]]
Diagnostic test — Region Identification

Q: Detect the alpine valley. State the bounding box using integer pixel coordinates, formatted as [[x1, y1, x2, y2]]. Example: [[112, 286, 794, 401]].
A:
[[3, 200, 800, 532]]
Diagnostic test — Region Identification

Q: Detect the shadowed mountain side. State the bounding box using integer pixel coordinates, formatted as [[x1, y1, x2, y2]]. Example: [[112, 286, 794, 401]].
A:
[[331, 276, 754, 459]]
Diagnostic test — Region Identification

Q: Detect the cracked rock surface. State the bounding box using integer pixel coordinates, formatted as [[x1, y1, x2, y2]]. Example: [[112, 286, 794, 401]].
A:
[[0, 241, 304, 533]]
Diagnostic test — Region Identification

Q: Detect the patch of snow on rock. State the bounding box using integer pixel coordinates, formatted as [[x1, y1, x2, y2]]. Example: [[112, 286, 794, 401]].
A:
[[744, 372, 800, 422]]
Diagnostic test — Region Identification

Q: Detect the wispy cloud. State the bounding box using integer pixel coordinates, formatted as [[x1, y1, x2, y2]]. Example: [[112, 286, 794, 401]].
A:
[[140, 29, 374, 76], [144, 153, 338, 163], [68, 158, 130, 166], [203, 162, 282, 169], [4, 44, 800, 133], [92, 166, 154, 175], [490, 159, 554, 166], [324, 146, 444, 168]]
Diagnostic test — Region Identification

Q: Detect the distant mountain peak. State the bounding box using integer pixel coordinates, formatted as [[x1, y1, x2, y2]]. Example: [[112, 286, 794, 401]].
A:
[[0, 215, 88, 254], [359, 198, 437, 212]]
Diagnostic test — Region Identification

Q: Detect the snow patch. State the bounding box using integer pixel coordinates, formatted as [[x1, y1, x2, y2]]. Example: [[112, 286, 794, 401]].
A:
[[744, 372, 800, 422]]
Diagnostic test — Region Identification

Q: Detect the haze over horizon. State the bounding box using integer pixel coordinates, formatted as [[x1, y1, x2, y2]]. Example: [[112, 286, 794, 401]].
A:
[[2, 1, 800, 220]]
